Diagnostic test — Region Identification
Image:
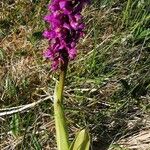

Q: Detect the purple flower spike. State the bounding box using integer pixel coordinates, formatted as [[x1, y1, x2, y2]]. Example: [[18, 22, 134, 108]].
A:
[[43, 0, 89, 70]]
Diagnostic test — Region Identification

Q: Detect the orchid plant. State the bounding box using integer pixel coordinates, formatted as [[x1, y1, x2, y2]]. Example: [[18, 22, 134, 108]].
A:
[[43, 0, 90, 149]]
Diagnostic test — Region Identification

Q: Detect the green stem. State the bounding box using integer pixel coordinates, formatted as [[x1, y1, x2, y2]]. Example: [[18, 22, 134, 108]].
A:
[[56, 67, 66, 103], [54, 61, 69, 150]]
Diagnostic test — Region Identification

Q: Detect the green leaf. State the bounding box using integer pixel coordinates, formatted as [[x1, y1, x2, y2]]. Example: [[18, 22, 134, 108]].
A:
[[136, 29, 150, 40], [69, 129, 90, 150]]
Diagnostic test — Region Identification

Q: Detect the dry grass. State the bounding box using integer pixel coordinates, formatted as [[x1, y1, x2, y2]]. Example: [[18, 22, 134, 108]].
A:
[[0, 0, 150, 149]]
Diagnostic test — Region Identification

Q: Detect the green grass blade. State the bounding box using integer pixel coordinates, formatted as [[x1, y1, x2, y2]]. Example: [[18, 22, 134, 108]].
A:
[[10, 113, 21, 137], [31, 134, 42, 150]]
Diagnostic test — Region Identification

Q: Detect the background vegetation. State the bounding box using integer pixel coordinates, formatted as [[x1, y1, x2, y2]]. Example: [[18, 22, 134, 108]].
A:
[[0, 0, 150, 149]]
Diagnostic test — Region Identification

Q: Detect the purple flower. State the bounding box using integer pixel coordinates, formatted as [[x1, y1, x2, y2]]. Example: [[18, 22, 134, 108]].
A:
[[43, 0, 89, 70]]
